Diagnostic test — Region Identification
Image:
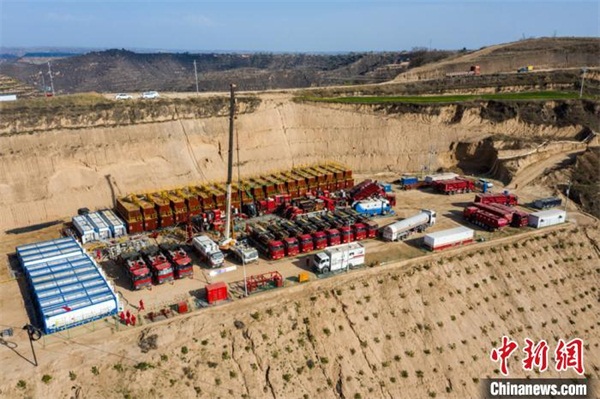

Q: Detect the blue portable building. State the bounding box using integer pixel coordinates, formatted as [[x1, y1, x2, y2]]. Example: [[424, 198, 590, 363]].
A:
[[16, 237, 119, 334]]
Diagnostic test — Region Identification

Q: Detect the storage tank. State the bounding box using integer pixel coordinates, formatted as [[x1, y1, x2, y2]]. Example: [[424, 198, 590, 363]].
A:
[[86, 212, 111, 240], [100, 209, 127, 238], [381, 210, 436, 241], [16, 237, 119, 334], [72, 215, 98, 244], [423, 226, 474, 251], [528, 209, 566, 229], [424, 173, 459, 183]]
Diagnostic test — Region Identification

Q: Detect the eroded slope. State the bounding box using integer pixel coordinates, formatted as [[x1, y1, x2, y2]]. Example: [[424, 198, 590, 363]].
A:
[[2, 225, 598, 398]]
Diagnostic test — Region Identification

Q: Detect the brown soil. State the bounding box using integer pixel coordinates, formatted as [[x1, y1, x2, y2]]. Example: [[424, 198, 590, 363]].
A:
[[0, 223, 598, 398], [0, 92, 595, 232]]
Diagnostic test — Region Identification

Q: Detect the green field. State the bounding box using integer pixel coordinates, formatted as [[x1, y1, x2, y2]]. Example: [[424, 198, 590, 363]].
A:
[[302, 91, 590, 104]]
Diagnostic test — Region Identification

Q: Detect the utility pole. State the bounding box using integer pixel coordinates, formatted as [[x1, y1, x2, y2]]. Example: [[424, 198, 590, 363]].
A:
[[564, 180, 572, 213], [47, 62, 55, 96], [193, 60, 199, 95], [223, 84, 236, 243], [579, 67, 587, 98]]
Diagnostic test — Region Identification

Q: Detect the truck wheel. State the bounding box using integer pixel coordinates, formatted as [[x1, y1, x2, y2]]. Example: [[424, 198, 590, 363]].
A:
[[323, 267, 330, 273]]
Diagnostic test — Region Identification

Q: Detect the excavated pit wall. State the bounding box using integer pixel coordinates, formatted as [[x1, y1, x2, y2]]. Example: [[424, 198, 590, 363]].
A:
[[0, 95, 592, 230]]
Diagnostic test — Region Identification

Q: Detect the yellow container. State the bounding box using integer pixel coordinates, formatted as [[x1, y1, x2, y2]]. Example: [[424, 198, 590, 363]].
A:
[[298, 272, 309, 283]]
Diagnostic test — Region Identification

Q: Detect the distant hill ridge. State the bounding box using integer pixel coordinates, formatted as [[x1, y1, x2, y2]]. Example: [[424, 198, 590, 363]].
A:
[[0, 48, 451, 93]]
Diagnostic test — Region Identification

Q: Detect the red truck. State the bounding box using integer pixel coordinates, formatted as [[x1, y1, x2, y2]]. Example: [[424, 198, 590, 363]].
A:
[[353, 223, 368, 241], [283, 237, 300, 257], [474, 193, 518, 206], [325, 228, 341, 246], [119, 252, 152, 290], [434, 178, 475, 195], [249, 231, 285, 260], [463, 207, 509, 231], [364, 221, 378, 238], [142, 246, 175, 284], [298, 234, 314, 253], [339, 226, 354, 243], [485, 203, 529, 227], [160, 243, 193, 279], [312, 231, 328, 250]]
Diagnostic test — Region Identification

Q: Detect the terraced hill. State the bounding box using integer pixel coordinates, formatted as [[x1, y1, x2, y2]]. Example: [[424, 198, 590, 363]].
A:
[[0, 74, 39, 98]]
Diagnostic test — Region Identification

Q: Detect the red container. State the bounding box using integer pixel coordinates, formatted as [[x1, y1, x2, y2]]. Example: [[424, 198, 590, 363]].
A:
[[206, 282, 228, 304]]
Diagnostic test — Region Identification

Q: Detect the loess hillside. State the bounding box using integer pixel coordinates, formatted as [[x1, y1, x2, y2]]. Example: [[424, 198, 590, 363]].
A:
[[2, 225, 598, 398], [0, 92, 598, 230]]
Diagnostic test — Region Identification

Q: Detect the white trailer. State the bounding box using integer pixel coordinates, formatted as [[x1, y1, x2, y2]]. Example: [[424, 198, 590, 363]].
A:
[[100, 210, 127, 238], [72, 215, 98, 244], [423, 226, 474, 251], [528, 209, 566, 229], [312, 242, 365, 274], [381, 209, 436, 241], [424, 173, 459, 183], [86, 212, 111, 240], [192, 235, 225, 268]]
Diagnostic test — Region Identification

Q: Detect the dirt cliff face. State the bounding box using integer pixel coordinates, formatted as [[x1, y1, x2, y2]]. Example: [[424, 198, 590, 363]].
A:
[[0, 94, 595, 230]]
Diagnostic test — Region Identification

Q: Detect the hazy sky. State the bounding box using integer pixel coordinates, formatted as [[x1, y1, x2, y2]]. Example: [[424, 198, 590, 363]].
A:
[[1, 0, 598, 52]]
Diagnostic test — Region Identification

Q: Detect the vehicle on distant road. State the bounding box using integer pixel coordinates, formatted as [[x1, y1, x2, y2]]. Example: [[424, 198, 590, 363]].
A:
[[115, 93, 132, 100], [141, 91, 159, 99]]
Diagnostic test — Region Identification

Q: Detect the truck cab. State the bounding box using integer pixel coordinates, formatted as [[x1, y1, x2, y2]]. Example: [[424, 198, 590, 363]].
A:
[[312, 231, 328, 250], [313, 252, 332, 273], [283, 237, 299, 257], [325, 229, 341, 246], [160, 244, 193, 279], [353, 223, 367, 240], [298, 234, 314, 253], [193, 235, 225, 268], [142, 247, 174, 284], [340, 226, 354, 243]]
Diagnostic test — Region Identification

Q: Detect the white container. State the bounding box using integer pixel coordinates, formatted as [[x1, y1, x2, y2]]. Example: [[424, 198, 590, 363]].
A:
[[528, 209, 566, 229], [100, 210, 127, 238], [423, 226, 474, 251], [72, 215, 98, 244], [382, 210, 436, 241], [86, 212, 111, 240], [424, 173, 459, 183]]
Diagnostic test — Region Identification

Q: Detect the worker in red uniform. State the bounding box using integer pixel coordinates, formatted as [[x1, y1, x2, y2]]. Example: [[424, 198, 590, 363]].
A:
[[138, 299, 145, 312], [130, 314, 137, 327], [119, 312, 125, 324]]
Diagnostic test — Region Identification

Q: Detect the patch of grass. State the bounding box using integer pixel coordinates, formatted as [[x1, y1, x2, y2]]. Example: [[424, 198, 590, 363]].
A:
[[181, 346, 189, 355], [41, 375, 52, 384], [69, 371, 77, 380], [17, 380, 26, 389], [134, 362, 154, 371], [91, 366, 99, 375]]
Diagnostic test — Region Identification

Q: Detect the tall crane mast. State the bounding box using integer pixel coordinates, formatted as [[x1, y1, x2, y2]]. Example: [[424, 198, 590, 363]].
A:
[[223, 83, 236, 242]]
